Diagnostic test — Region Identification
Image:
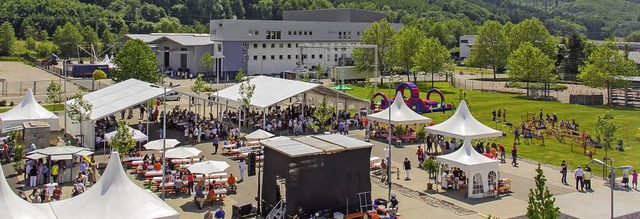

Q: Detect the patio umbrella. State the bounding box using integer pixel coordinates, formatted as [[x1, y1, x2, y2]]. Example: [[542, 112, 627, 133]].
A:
[[164, 147, 201, 159], [331, 83, 352, 91], [104, 126, 148, 142], [28, 145, 89, 156], [144, 139, 180, 150], [187, 160, 230, 174], [245, 129, 274, 141]]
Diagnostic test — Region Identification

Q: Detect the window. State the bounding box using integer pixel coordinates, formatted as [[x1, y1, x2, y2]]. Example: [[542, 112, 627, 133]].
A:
[[279, 55, 283, 60], [217, 44, 222, 52], [279, 43, 283, 48], [288, 31, 292, 35], [262, 55, 266, 60], [357, 32, 360, 36], [255, 30, 259, 35], [461, 40, 469, 43], [287, 43, 291, 48], [319, 54, 323, 59], [287, 55, 291, 59], [298, 31, 302, 35], [253, 55, 258, 60], [295, 43, 298, 48], [271, 44, 275, 48], [303, 54, 307, 59], [472, 173, 484, 194], [304, 31, 307, 35], [309, 31, 313, 35], [270, 55, 275, 60], [311, 54, 315, 59], [218, 23, 222, 27], [262, 44, 266, 48], [295, 55, 299, 59], [488, 171, 497, 192], [253, 44, 258, 48], [293, 31, 297, 35]]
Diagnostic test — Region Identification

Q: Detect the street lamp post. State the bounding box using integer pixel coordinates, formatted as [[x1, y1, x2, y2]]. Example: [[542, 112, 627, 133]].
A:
[[386, 75, 399, 202], [591, 158, 632, 219], [151, 84, 172, 200]]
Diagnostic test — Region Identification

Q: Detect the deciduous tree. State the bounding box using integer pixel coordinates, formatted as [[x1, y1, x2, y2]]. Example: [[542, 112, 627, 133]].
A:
[[110, 120, 136, 154], [0, 22, 16, 56], [53, 22, 84, 56], [593, 111, 619, 159], [392, 26, 425, 83], [200, 51, 216, 83], [467, 20, 508, 79], [578, 41, 639, 104], [112, 39, 160, 83], [45, 80, 63, 111], [508, 42, 556, 97], [353, 19, 395, 79], [68, 92, 93, 148], [411, 37, 450, 88]]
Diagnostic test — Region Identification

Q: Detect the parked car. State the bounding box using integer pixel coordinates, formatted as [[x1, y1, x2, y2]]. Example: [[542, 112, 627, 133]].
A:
[[309, 79, 323, 84], [164, 91, 182, 101]]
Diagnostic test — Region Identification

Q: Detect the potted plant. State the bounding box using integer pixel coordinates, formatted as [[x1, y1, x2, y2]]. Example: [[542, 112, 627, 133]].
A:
[[421, 158, 438, 190]]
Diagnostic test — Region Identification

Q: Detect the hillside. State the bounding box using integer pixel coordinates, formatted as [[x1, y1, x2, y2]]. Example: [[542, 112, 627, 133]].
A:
[[0, 0, 638, 42]]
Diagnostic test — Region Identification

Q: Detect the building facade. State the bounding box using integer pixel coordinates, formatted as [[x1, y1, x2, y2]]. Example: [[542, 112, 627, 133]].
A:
[[210, 9, 402, 77], [459, 35, 476, 61]]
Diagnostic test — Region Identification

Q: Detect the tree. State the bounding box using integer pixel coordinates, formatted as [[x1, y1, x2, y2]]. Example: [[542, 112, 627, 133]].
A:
[[154, 17, 183, 33], [363, 77, 377, 100], [191, 74, 208, 123], [82, 25, 101, 50], [200, 51, 216, 83], [312, 96, 335, 131], [562, 34, 585, 79], [236, 68, 255, 131], [92, 69, 107, 80], [392, 26, 425, 83], [314, 63, 324, 80], [101, 29, 116, 51], [36, 41, 58, 57], [508, 18, 556, 58], [593, 111, 619, 160], [113, 39, 160, 83], [578, 41, 639, 104], [110, 120, 136, 154], [45, 80, 63, 111], [68, 92, 93, 148], [353, 19, 395, 79], [53, 22, 84, 56], [0, 21, 16, 56], [508, 42, 556, 97], [467, 20, 509, 79], [526, 164, 561, 219], [627, 31, 640, 42], [25, 37, 36, 51], [411, 37, 450, 88]]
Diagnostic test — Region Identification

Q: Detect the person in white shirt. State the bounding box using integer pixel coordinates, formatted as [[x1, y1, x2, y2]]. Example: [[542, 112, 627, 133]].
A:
[[29, 142, 36, 152], [575, 166, 584, 191]]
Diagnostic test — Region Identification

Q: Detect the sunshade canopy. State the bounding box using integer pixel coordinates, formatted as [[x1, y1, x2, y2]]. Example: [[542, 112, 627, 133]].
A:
[[187, 161, 230, 174], [261, 134, 373, 157], [245, 129, 274, 141], [212, 76, 367, 109], [367, 91, 433, 125], [29, 146, 91, 156], [104, 126, 148, 142], [331, 84, 353, 91], [425, 100, 502, 140], [165, 147, 201, 159], [65, 79, 169, 121], [0, 88, 59, 132], [144, 139, 180, 150]]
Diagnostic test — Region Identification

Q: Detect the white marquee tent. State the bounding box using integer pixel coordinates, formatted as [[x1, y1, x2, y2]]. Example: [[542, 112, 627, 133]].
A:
[[50, 152, 179, 219], [425, 100, 502, 139], [367, 91, 433, 125], [0, 162, 58, 219], [104, 126, 149, 142], [65, 79, 168, 148], [212, 76, 367, 110], [0, 88, 59, 133], [436, 140, 499, 198]]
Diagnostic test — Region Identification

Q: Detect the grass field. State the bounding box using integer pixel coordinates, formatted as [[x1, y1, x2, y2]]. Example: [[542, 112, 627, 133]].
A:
[[0, 104, 64, 113], [345, 81, 640, 174]]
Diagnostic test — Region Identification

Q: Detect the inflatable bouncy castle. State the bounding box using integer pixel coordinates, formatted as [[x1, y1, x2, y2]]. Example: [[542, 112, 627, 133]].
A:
[[371, 82, 453, 114]]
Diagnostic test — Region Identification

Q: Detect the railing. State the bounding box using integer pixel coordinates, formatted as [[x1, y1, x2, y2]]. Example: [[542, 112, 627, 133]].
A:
[[266, 199, 285, 219]]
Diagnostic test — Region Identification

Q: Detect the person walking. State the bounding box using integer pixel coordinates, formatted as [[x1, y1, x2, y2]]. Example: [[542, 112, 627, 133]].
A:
[[575, 166, 584, 191], [561, 160, 568, 185], [503, 108, 507, 122], [380, 159, 387, 183], [214, 206, 225, 219], [583, 169, 592, 190], [238, 158, 246, 182], [514, 127, 520, 144], [511, 144, 518, 167], [213, 135, 220, 155], [499, 144, 506, 163], [632, 170, 638, 190], [403, 158, 411, 181], [204, 207, 213, 219], [416, 146, 424, 167]]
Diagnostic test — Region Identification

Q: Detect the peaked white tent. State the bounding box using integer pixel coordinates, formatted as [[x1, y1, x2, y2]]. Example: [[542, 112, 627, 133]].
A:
[[0, 88, 59, 132], [436, 140, 499, 198], [425, 100, 502, 139], [0, 161, 58, 219], [367, 91, 432, 125], [245, 129, 274, 141], [104, 126, 148, 142], [50, 152, 179, 219]]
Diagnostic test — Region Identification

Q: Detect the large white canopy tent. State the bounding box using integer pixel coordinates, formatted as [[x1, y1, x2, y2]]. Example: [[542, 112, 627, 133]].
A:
[[65, 79, 168, 148], [436, 140, 500, 198], [50, 152, 179, 219], [212, 76, 368, 110], [426, 100, 503, 198], [0, 162, 58, 219], [425, 100, 502, 139], [367, 91, 433, 125], [0, 88, 59, 133], [104, 126, 149, 142]]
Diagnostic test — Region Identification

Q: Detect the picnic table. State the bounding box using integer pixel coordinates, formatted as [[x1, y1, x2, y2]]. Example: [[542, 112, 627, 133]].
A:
[[171, 158, 200, 164]]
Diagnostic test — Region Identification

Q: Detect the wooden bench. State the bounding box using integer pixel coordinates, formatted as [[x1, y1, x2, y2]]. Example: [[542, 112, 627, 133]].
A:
[[345, 212, 365, 219]]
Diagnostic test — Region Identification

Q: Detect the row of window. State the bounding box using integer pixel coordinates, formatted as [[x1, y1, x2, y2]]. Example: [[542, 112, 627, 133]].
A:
[[288, 30, 313, 36], [253, 43, 300, 49], [266, 30, 282, 40], [252, 54, 325, 60]]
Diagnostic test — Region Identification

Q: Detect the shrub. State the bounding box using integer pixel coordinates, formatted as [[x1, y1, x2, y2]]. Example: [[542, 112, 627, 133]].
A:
[[0, 100, 6, 106], [92, 69, 107, 80], [9, 101, 14, 106]]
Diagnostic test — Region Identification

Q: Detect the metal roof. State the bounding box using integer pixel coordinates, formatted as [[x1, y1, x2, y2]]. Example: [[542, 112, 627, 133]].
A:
[[262, 134, 373, 157], [628, 51, 640, 64], [150, 35, 214, 46]]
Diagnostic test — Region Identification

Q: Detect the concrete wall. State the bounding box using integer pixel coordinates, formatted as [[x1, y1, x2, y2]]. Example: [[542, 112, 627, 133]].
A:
[[155, 41, 213, 74]]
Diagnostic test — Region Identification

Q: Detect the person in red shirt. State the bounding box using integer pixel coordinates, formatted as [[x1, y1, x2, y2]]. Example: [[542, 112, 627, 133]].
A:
[[154, 161, 162, 171], [499, 144, 506, 163], [416, 146, 424, 167], [2, 143, 8, 164], [187, 173, 195, 194]]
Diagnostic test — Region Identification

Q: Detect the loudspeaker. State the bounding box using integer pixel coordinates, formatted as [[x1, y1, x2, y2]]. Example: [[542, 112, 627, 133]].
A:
[[233, 201, 253, 217]]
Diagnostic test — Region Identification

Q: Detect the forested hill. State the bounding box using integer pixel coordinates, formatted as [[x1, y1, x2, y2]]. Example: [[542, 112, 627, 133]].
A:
[[1, 0, 639, 41]]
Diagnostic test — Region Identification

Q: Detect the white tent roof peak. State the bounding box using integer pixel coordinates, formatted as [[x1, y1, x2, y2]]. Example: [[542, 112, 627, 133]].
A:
[[425, 100, 502, 140], [0, 88, 59, 132], [49, 152, 179, 219], [0, 159, 58, 218], [436, 140, 499, 172], [366, 91, 432, 125]]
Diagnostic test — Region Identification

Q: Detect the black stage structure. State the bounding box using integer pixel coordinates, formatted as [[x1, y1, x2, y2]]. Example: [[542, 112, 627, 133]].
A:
[[261, 134, 373, 217]]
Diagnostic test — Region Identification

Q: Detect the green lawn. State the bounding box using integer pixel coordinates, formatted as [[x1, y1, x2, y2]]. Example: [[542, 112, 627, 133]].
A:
[[344, 82, 640, 174], [0, 104, 64, 113]]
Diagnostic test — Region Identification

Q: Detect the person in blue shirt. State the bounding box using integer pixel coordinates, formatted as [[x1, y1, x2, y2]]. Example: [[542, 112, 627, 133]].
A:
[[214, 206, 225, 219]]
